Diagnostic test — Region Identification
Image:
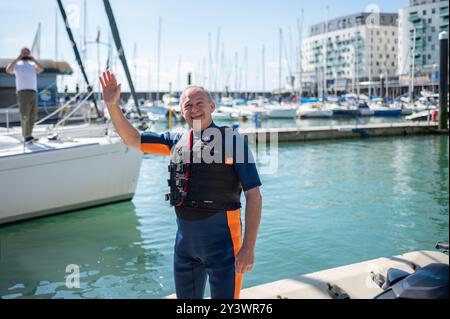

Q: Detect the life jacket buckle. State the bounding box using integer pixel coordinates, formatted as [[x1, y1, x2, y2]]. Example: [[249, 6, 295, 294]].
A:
[[175, 178, 188, 187]]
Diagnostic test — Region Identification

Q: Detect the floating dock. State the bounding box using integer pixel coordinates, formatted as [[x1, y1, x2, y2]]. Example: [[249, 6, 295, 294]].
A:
[[240, 122, 445, 143], [239, 250, 448, 299]]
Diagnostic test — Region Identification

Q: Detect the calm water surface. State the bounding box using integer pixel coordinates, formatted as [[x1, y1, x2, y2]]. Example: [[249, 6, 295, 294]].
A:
[[0, 132, 448, 299]]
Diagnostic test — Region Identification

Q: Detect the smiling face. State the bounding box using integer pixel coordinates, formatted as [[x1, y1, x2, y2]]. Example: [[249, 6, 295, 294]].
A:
[[180, 86, 216, 131]]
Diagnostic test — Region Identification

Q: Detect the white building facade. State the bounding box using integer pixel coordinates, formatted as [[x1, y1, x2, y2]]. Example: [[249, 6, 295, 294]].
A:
[[398, 0, 449, 89], [301, 12, 399, 96]]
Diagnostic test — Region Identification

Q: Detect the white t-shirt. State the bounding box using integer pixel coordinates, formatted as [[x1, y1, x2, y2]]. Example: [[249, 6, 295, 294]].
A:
[[14, 60, 38, 92]]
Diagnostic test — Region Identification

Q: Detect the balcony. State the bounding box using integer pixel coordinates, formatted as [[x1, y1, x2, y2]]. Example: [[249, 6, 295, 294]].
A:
[[410, 34, 422, 40], [439, 7, 449, 17], [415, 22, 426, 30], [414, 40, 424, 47], [408, 15, 421, 22], [442, 17, 449, 26]]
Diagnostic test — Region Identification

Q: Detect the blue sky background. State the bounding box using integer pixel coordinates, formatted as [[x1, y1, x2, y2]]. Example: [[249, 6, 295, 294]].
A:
[[0, 0, 409, 92]]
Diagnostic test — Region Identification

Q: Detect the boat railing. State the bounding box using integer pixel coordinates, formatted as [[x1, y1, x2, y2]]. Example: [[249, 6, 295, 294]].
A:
[[35, 91, 85, 126], [51, 90, 95, 133]]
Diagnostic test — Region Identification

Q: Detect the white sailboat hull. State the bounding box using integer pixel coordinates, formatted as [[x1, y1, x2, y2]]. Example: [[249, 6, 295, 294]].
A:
[[0, 137, 143, 224], [297, 108, 333, 118], [264, 105, 297, 119]]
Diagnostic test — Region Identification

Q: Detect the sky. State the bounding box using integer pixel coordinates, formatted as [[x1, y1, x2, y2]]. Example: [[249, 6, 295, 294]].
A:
[[0, 0, 409, 92]]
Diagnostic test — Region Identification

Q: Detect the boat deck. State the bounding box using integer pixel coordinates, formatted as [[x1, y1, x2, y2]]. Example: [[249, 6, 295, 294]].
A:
[[0, 134, 118, 159]]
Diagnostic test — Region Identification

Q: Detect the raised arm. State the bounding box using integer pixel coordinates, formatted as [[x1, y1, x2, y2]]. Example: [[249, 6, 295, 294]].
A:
[[100, 71, 141, 150], [30, 56, 44, 74], [6, 58, 20, 75]]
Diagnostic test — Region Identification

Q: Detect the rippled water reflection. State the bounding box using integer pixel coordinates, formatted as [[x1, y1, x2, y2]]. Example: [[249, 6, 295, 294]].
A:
[[0, 134, 448, 299]]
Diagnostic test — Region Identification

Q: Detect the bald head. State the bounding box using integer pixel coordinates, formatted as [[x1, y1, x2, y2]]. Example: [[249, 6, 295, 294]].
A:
[[180, 86, 213, 105]]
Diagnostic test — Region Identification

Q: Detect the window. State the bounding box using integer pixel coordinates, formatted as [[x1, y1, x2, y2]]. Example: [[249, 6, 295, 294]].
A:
[[431, 26, 436, 32], [423, 10, 427, 15], [432, 8, 436, 14], [428, 18, 432, 23]]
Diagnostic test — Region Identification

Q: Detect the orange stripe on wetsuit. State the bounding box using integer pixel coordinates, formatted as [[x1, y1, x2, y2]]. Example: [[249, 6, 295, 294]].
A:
[[226, 209, 243, 299], [140, 140, 171, 156], [141, 134, 170, 156]]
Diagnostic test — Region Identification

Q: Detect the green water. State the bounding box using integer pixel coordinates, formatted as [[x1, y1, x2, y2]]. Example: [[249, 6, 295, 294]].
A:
[[0, 134, 448, 299]]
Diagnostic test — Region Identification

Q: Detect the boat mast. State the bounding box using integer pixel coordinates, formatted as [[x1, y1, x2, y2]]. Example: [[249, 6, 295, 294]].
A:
[[298, 8, 304, 100], [262, 44, 266, 96], [369, 29, 372, 98], [56, 0, 101, 117], [133, 42, 137, 89], [106, 32, 112, 71], [96, 27, 101, 93], [83, 0, 87, 92], [55, 8, 58, 61], [244, 46, 248, 99], [384, 42, 389, 99], [279, 28, 283, 92], [234, 51, 238, 98], [220, 42, 225, 93], [323, 5, 329, 102], [356, 19, 361, 98], [176, 55, 181, 93], [409, 27, 416, 105], [102, 0, 142, 117], [208, 31, 212, 90], [202, 56, 206, 87], [214, 27, 221, 98], [157, 16, 161, 102]]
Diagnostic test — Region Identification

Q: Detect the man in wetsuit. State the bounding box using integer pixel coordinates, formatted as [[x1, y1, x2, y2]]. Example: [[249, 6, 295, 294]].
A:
[[100, 71, 262, 299]]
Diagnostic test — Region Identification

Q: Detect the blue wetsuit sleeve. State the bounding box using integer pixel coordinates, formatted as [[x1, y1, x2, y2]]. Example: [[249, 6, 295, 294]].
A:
[[232, 133, 262, 192], [140, 131, 173, 156]]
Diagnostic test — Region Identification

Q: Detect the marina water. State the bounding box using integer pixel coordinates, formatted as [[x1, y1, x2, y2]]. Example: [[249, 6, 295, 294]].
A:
[[0, 125, 448, 299]]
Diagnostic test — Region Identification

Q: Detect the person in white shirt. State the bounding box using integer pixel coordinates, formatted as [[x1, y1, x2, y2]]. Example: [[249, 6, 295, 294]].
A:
[[6, 47, 44, 143]]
